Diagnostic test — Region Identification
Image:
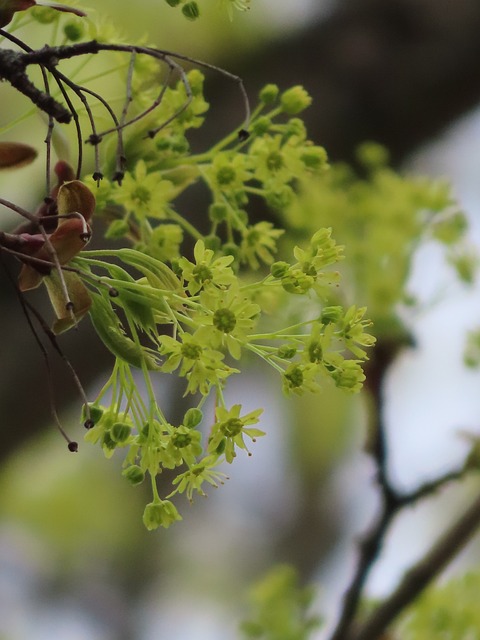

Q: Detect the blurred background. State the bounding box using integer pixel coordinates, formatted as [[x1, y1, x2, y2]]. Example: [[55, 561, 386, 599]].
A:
[[2, 0, 480, 638]]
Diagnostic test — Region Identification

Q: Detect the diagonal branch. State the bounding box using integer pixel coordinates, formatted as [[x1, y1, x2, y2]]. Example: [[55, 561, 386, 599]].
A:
[[328, 335, 474, 640], [351, 487, 480, 640]]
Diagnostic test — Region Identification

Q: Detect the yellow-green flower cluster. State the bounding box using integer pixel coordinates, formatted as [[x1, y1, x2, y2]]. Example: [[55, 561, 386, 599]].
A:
[[283, 142, 474, 332], [71, 82, 380, 530]]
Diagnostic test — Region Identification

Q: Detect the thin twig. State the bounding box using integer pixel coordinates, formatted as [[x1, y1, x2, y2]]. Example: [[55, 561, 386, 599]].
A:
[[351, 486, 480, 640], [329, 335, 473, 640], [0, 253, 78, 450]]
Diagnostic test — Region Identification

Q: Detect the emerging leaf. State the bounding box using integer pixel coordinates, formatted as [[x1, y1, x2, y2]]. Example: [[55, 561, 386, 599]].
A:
[[0, 141, 37, 169], [44, 270, 92, 334]]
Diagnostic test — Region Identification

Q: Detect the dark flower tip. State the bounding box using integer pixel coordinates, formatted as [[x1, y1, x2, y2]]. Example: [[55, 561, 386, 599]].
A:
[[84, 419, 95, 429], [238, 129, 250, 142], [109, 288, 119, 298], [68, 441, 79, 452], [112, 171, 124, 185]]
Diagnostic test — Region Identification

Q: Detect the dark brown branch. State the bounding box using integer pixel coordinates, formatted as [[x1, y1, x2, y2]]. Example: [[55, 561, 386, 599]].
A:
[[329, 335, 470, 640], [0, 44, 71, 123], [0, 252, 78, 450], [351, 487, 480, 640], [329, 339, 405, 640], [398, 469, 467, 507]]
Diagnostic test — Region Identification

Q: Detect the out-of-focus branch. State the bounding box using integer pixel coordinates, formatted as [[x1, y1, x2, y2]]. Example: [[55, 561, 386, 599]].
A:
[[329, 335, 475, 640], [350, 487, 480, 640]]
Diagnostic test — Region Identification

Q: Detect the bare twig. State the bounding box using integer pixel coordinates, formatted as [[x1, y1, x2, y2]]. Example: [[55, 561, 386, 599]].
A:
[[351, 487, 480, 640], [328, 336, 473, 640]]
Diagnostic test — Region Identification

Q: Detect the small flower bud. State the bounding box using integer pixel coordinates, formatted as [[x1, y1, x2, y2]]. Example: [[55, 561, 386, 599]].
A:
[[301, 147, 328, 171], [280, 86, 312, 115], [251, 116, 272, 136], [271, 261, 290, 278], [182, 1, 200, 20], [259, 84, 279, 104], [82, 404, 104, 426], [265, 185, 295, 210], [111, 422, 132, 443], [277, 344, 297, 359], [122, 465, 145, 486], [209, 203, 229, 222], [102, 431, 117, 451], [321, 306, 343, 324], [356, 142, 389, 170], [63, 21, 85, 42], [184, 407, 203, 428], [31, 6, 59, 23], [284, 118, 307, 139], [204, 234, 221, 252], [143, 500, 182, 530]]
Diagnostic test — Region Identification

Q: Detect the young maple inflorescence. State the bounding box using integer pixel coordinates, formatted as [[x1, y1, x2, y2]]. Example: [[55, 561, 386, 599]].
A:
[[6, 1, 472, 533]]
